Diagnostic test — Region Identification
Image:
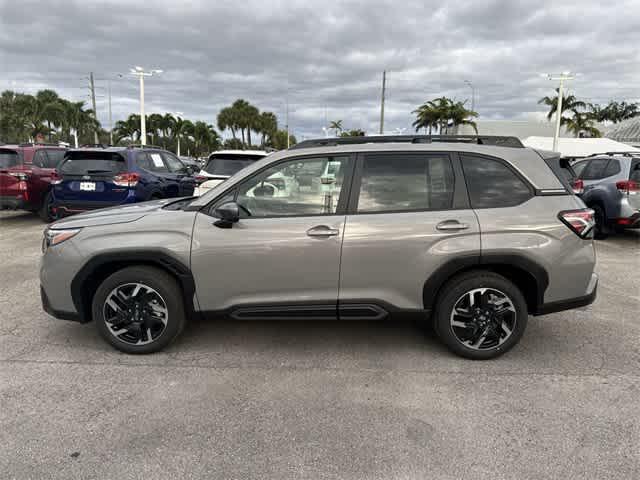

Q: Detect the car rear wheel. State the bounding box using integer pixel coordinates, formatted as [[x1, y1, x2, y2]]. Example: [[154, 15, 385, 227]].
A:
[[92, 266, 186, 354], [38, 191, 55, 223], [592, 204, 609, 239], [433, 271, 528, 360]]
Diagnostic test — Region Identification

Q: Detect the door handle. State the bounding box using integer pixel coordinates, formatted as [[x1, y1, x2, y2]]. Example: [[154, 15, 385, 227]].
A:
[[307, 225, 340, 237], [436, 220, 469, 231]]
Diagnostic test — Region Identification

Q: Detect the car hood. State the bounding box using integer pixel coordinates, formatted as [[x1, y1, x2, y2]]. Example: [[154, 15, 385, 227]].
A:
[[49, 199, 172, 229]]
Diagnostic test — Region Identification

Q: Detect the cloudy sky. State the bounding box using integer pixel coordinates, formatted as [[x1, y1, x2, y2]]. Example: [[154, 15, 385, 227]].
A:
[[1, 0, 639, 139]]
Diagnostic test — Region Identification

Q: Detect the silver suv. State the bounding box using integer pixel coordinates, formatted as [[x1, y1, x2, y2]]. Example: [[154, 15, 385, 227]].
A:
[[40, 136, 598, 359]]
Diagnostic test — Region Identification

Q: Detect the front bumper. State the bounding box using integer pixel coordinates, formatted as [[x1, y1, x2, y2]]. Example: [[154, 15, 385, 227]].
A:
[[40, 285, 81, 322], [536, 273, 598, 315]]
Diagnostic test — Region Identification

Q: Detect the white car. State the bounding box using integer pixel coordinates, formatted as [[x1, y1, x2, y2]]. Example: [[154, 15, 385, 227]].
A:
[[193, 150, 269, 196]]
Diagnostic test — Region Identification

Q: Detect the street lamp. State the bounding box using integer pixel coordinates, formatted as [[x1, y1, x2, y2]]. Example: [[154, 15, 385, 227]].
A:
[[464, 79, 475, 112], [129, 66, 163, 145], [544, 72, 575, 152]]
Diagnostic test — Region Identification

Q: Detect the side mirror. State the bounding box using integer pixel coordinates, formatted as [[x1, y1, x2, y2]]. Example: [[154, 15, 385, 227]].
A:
[[213, 201, 240, 228]]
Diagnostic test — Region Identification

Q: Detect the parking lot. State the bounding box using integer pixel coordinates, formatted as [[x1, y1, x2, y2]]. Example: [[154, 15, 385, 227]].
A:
[[0, 209, 638, 479]]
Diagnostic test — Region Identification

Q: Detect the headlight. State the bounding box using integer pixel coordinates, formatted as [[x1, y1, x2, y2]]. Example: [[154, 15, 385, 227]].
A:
[[43, 228, 81, 252]]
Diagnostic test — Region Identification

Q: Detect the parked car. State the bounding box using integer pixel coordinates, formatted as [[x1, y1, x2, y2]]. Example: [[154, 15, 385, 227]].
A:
[[41, 135, 598, 359], [49, 145, 196, 220], [193, 150, 268, 196], [0, 143, 67, 220], [179, 156, 201, 173], [568, 153, 640, 238]]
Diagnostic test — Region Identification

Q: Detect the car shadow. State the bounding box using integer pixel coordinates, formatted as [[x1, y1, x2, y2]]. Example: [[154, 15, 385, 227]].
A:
[[0, 210, 45, 227]]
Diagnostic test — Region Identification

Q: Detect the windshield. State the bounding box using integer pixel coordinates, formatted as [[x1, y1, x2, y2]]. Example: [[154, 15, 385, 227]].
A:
[[203, 155, 264, 176], [0, 150, 20, 168], [59, 152, 126, 176]]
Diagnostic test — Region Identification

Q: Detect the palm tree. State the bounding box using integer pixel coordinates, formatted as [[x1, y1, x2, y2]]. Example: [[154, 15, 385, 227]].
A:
[[172, 117, 194, 156], [114, 114, 141, 144], [538, 89, 587, 124], [217, 106, 239, 141], [258, 111, 278, 146], [329, 120, 343, 136], [192, 121, 220, 157], [146, 113, 164, 145], [449, 101, 478, 134], [565, 111, 601, 138], [412, 102, 438, 134]]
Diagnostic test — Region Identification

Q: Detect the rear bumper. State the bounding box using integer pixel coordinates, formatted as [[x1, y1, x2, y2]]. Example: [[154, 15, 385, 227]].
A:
[[0, 195, 29, 210], [614, 211, 640, 229], [536, 273, 598, 315]]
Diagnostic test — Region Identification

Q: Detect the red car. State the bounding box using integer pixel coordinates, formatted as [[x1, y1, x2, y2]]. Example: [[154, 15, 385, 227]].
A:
[[0, 143, 67, 221]]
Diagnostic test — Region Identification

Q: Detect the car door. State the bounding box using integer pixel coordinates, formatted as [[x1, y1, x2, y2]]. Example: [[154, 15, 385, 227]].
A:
[[161, 151, 196, 196], [31, 148, 66, 205], [338, 151, 480, 316], [190, 154, 354, 316]]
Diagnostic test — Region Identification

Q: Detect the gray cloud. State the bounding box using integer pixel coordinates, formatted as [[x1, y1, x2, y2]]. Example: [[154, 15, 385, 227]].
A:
[[1, 0, 639, 139]]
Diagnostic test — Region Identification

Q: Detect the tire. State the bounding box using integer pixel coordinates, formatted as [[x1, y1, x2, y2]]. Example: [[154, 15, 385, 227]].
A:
[[592, 204, 609, 240], [433, 271, 528, 360], [92, 266, 186, 354], [38, 191, 55, 223]]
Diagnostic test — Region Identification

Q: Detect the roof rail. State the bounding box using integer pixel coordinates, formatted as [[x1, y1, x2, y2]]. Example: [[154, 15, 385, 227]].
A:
[[125, 144, 165, 150], [79, 143, 113, 149], [586, 151, 640, 158], [290, 135, 524, 150], [18, 142, 64, 147]]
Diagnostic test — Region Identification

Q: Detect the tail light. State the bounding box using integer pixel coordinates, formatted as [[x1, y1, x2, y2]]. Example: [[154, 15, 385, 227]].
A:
[[8, 172, 29, 181], [615, 180, 639, 195], [570, 178, 584, 195], [194, 175, 209, 185], [50, 171, 62, 185], [113, 172, 140, 187], [558, 209, 595, 238]]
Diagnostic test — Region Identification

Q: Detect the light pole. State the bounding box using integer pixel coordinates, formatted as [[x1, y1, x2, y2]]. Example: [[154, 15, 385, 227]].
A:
[[129, 66, 162, 145], [545, 72, 574, 152], [464, 79, 475, 112]]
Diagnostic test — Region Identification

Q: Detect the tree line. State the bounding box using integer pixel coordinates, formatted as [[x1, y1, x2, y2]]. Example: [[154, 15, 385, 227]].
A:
[[538, 91, 639, 138], [0, 90, 295, 156]]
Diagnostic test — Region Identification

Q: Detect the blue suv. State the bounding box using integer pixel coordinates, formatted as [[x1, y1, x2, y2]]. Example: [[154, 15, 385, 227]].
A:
[[49, 145, 196, 219]]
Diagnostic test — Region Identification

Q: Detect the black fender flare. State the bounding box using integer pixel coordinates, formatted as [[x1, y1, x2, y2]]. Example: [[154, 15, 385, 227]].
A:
[[70, 250, 196, 322], [422, 253, 549, 313]]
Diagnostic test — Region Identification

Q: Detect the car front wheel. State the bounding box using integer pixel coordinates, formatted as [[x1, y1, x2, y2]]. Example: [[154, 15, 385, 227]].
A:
[[433, 272, 528, 360], [92, 266, 186, 354]]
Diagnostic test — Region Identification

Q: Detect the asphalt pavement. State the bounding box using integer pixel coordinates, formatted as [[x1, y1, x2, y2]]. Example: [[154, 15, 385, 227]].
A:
[[1, 210, 639, 479]]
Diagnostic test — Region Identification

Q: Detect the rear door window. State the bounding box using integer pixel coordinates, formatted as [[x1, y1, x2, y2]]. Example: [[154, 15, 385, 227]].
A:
[[461, 154, 532, 208], [59, 152, 126, 176], [571, 160, 589, 178], [137, 152, 168, 173], [356, 153, 455, 213], [0, 149, 20, 168]]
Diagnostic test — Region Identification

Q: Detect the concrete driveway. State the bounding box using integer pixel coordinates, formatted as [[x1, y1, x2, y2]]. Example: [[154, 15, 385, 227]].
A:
[[1, 211, 639, 479]]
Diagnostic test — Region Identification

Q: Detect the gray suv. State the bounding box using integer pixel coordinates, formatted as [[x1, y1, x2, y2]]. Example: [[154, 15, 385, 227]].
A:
[[40, 136, 598, 360], [569, 153, 640, 238]]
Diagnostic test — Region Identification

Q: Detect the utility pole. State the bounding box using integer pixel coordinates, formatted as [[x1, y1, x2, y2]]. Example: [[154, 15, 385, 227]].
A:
[[545, 72, 574, 152], [286, 95, 290, 149], [107, 79, 113, 145], [128, 66, 163, 146], [379, 70, 386, 134], [89, 72, 99, 144], [464, 79, 475, 112]]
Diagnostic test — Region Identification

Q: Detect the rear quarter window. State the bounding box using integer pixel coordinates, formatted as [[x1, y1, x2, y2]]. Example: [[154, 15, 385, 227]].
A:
[[461, 154, 532, 208]]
